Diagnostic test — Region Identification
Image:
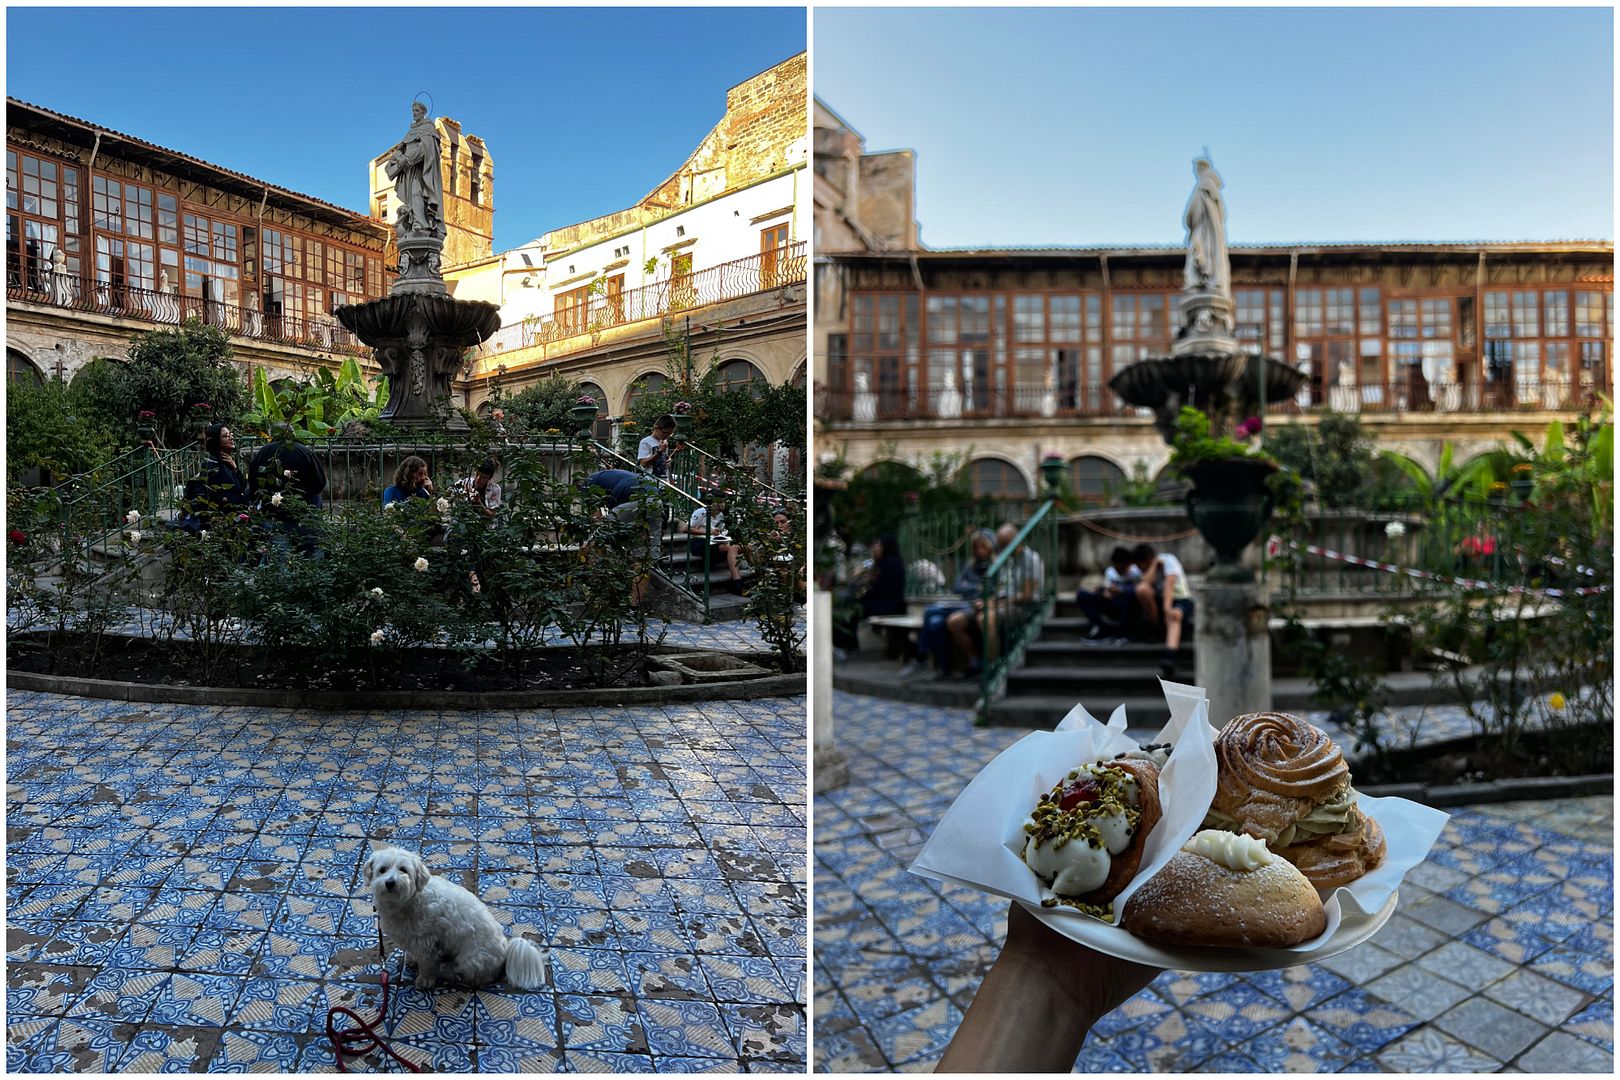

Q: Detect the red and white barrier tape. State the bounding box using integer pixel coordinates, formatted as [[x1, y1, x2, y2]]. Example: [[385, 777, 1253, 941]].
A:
[[1265, 536, 1610, 599]]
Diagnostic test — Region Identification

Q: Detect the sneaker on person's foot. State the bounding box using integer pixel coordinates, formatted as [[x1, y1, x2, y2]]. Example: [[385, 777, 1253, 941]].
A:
[[897, 660, 924, 679], [1085, 623, 1104, 640]]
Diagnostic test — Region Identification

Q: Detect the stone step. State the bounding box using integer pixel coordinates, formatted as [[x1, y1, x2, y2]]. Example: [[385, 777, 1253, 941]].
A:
[[1023, 640, 1194, 666], [1039, 616, 1197, 643], [1006, 665, 1191, 698]]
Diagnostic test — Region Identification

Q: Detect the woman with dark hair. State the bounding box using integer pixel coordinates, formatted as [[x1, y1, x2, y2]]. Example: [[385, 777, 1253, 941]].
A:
[[383, 456, 434, 507], [860, 535, 908, 621], [184, 422, 249, 528]]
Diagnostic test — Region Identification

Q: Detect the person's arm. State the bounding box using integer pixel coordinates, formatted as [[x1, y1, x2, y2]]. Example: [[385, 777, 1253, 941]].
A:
[[936, 902, 1159, 1073], [637, 439, 661, 468]]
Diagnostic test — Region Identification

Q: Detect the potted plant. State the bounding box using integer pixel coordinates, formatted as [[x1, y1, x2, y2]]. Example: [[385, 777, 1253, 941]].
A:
[[1039, 452, 1066, 493], [136, 409, 157, 443], [1170, 407, 1283, 582], [671, 400, 695, 442], [1510, 461, 1535, 503], [569, 394, 600, 440]]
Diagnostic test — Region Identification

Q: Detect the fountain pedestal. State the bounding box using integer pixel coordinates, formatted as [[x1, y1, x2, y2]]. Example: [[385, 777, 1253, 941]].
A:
[[1173, 289, 1239, 357], [1195, 579, 1273, 724]]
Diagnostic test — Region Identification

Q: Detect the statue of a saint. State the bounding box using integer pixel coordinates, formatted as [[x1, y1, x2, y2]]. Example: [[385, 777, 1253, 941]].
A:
[[387, 101, 444, 240], [1182, 157, 1229, 297]]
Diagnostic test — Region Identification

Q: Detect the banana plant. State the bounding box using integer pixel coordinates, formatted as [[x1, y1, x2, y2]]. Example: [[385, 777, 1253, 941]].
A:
[[242, 363, 391, 442]]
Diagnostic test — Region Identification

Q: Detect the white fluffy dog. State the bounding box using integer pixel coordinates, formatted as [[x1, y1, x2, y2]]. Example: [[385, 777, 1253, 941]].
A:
[[363, 847, 548, 991]]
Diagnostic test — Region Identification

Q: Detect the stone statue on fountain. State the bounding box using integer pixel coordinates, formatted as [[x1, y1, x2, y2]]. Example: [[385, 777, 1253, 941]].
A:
[[332, 98, 500, 430], [1173, 156, 1239, 357]]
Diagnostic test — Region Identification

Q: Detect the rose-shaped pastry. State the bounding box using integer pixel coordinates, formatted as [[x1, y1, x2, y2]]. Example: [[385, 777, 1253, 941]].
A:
[[1204, 711, 1383, 889]]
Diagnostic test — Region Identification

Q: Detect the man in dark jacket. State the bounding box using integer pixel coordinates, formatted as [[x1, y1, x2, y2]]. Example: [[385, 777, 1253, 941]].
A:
[[249, 424, 327, 554]]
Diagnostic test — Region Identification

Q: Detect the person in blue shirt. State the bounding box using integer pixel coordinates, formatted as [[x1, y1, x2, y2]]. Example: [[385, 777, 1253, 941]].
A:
[[579, 468, 665, 607], [383, 456, 434, 507]]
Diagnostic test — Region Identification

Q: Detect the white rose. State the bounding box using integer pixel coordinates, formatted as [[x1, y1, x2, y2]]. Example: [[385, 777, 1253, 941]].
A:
[[125, 509, 141, 525], [370, 587, 385, 599], [385, 501, 398, 512], [127, 529, 142, 543], [284, 469, 294, 479], [174, 484, 186, 499], [1385, 521, 1406, 539], [436, 497, 451, 513], [369, 629, 384, 645], [414, 557, 429, 572], [199, 530, 209, 540], [271, 492, 283, 507]]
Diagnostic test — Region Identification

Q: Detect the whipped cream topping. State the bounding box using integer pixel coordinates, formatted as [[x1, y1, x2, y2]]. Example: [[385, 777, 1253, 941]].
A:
[[1185, 829, 1273, 870]]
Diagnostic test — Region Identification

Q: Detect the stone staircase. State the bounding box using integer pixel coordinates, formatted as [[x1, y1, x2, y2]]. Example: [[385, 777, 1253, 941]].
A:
[[984, 594, 1194, 728]]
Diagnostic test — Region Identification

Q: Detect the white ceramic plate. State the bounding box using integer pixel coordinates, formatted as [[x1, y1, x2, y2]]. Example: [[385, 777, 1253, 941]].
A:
[[1026, 887, 1399, 973]]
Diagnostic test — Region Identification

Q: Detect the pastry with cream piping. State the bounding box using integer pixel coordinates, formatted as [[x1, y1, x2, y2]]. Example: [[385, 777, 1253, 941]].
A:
[[1021, 759, 1162, 916], [1121, 829, 1327, 947], [1204, 711, 1385, 889]]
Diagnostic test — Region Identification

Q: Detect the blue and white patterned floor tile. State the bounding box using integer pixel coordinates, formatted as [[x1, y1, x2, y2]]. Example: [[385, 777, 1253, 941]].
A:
[[6, 687, 804, 1073]]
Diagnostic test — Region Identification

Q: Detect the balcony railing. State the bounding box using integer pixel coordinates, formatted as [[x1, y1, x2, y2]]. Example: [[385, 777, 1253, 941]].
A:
[[479, 242, 807, 358], [817, 372, 1610, 422], [8, 271, 369, 357]]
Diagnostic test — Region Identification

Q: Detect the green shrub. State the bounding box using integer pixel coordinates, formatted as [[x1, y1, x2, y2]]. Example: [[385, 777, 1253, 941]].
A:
[[5, 378, 123, 482]]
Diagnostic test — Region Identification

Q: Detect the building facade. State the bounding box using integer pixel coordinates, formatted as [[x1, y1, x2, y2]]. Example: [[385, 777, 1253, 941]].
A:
[[6, 98, 390, 390], [455, 53, 810, 425], [813, 105, 1614, 500]]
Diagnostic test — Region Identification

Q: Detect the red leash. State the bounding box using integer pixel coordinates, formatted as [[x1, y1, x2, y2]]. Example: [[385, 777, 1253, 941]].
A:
[[325, 936, 426, 1072]]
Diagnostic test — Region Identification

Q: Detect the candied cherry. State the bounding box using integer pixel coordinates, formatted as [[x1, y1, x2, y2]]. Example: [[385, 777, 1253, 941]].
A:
[[1058, 778, 1100, 811]]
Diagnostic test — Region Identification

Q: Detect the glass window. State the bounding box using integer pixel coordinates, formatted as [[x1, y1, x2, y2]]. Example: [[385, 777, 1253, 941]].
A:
[[1544, 291, 1569, 337], [1294, 289, 1324, 337], [1511, 291, 1538, 338], [1421, 298, 1452, 339], [1012, 295, 1044, 343], [967, 458, 1030, 499], [1484, 292, 1511, 337], [1049, 295, 1082, 342], [1326, 288, 1354, 335], [1358, 288, 1381, 336], [1389, 299, 1418, 338], [1576, 291, 1606, 337], [1069, 456, 1126, 502]]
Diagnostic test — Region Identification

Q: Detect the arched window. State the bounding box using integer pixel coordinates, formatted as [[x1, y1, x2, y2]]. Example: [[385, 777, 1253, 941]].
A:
[[968, 458, 1031, 500], [1069, 455, 1126, 504], [791, 360, 807, 389], [855, 460, 921, 485], [475, 399, 494, 418], [625, 371, 668, 413], [7, 349, 44, 385], [718, 359, 766, 396]]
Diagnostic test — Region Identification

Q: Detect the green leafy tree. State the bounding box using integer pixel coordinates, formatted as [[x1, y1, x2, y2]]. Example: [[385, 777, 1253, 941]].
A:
[[499, 375, 588, 436], [121, 320, 247, 445], [1267, 413, 1381, 508], [5, 377, 123, 482]]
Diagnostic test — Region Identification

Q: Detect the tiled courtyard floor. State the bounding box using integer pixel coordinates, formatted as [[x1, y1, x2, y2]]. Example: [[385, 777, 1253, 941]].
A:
[[815, 691, 1613, 1073], [6, 689, 807, 1072]]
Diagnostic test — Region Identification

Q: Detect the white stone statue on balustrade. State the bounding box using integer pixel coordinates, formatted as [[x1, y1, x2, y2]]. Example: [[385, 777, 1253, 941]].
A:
[[1427, 358, 1461, 412], [1327, 359, 1358, 412], [853, 369, 878, 423], [152, 268, 180, 323], [936, 368, 963, 419], [242, 289, 263, 336], [1039, 367, 1057, 418], [1542, 368, 1570, 410], [47, 246, 73, 306], [1295, 358, 1313, 409]]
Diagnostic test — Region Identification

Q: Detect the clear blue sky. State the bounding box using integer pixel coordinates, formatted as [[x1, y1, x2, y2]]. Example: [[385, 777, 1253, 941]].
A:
[[816, 7, 1613, 248], [7, 6, 806, 250]]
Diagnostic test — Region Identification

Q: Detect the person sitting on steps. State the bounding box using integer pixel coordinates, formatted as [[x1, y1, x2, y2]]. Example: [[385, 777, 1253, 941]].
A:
[[1131, 542, 1192, 679], [1075, 545, 1140, 640]]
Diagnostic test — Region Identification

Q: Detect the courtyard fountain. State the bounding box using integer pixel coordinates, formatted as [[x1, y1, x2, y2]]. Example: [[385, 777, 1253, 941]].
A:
[[335, 100, 500, 432], [1108, 156, 1306, 721]]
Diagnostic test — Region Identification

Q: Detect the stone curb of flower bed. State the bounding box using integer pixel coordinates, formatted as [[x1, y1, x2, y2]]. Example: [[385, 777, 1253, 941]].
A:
[[1360, 773, 1612, 807], [8, 664, 806, 710]]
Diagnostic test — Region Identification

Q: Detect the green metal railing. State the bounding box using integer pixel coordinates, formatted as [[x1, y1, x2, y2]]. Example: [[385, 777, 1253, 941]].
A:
[[54, 442, 204, 555], [977, 498, 1060, 717], [590, 440, 714, 622]]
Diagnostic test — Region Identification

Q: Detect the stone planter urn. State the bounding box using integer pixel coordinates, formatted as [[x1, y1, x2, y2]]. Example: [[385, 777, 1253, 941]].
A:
[[1510, 475, 1534, 503], [1180, 457, 1279, 583], [135, 420, 156, 443], [1040, 456, 1066, 493], [570, 403, 599, 440], [672, 411, 694, 445]]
